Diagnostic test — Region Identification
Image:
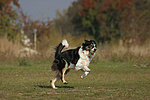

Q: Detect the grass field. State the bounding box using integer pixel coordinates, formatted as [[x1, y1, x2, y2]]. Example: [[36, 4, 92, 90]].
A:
[[0, 61, 150, 100]]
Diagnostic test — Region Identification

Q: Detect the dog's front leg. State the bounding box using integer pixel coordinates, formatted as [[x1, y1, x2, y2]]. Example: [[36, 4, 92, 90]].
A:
[[50, 72, 61, 89], [81, 71, 90, 78], [81, 66, 91, 78]]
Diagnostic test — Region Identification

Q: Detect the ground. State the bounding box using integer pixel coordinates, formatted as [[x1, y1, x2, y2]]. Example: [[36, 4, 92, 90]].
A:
[[0, 61, 150, 100]]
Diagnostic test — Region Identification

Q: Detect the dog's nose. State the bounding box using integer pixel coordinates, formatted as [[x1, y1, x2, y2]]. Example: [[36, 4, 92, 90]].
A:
[[94, 49, 97, 52]]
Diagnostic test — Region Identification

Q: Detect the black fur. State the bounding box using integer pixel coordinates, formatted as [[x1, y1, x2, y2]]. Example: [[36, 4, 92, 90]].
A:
[[54, 43, 65, 58], [51, 47, 80, 72]]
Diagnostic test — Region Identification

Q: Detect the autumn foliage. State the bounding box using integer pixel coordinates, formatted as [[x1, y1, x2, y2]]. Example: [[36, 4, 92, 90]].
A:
[[0, 0, 20, 15], [68, 0, 137, 43], [0, 0, 21, 41], [0, 0, 150, 46]]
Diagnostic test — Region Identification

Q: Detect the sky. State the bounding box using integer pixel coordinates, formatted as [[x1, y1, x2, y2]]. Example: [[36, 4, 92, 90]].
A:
[[18, 0, 76, 21]]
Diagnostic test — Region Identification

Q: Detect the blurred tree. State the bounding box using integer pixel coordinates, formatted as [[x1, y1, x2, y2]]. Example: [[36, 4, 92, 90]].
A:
[[120, 0, 150, 45], [68, 0, 134, 43], [0, 0, 20, 41], [53, 9, 74, 35], [133, 0, 150, 10]]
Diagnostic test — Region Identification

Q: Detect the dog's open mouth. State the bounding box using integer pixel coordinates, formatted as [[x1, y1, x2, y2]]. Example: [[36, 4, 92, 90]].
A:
[[90, 51, 95, 55]]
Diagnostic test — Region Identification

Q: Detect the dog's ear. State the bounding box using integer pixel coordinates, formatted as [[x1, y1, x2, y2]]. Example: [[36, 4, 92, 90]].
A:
[[82, 40, 88, 46], [90, 40, 97, 44], [84, 40, 89, 42]]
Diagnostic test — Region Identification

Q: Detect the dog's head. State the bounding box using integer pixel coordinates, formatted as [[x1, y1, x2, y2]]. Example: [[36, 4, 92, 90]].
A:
[[82, 40, 97, 55]]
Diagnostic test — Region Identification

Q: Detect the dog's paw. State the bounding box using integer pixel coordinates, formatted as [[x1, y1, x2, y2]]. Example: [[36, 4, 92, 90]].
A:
[[81, 74, 85, 78], [81, 71, 90, 78], [50, 80, 58, 89], [53, 87, 58, 89], [63, 81, 68, 84]]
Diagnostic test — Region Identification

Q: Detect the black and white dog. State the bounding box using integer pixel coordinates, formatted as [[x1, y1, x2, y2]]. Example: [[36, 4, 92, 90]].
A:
[[50, 39, 97, 89]]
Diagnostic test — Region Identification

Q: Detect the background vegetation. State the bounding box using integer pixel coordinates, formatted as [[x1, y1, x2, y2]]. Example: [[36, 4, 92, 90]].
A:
[[0, 0, 150, 63]]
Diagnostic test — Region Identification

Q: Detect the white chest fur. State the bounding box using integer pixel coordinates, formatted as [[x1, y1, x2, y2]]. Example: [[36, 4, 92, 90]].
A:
[[75, 48, 91, 71]]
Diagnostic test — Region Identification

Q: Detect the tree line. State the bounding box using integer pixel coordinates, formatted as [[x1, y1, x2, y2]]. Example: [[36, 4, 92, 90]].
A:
[[0, 0, 150, 45]]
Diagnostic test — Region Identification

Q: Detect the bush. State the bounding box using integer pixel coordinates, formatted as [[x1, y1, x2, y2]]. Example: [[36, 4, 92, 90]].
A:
[[18, 57, 31, 66]]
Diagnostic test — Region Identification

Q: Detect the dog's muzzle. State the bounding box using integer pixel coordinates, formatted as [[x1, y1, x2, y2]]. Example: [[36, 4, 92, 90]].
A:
[[90, 48, 97, 55], [90, 51, 95, 55]]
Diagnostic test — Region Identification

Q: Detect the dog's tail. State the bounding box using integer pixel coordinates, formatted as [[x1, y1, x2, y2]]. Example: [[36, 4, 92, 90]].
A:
[[54, 39, 69, 58], [51, 39, 69, 71]]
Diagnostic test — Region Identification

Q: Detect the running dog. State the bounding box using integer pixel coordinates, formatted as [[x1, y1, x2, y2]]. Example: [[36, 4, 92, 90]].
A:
[[50, 39, 97, 89]]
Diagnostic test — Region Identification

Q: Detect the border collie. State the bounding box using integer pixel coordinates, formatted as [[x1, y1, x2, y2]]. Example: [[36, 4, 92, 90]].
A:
[[50, 39, 97, 89]]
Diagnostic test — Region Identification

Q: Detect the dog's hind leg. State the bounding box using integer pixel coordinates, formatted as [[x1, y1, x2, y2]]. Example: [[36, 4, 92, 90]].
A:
[[61, 60, 68, 84], [50, 72, 61, 89]]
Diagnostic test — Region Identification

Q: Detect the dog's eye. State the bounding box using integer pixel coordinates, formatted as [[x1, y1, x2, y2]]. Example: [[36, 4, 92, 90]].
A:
[[90, 44, 94, 48], [86, 46, 90, 49]]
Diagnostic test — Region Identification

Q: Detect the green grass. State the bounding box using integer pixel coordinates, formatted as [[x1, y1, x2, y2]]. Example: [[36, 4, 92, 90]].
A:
[[0, 61, 150, 100]]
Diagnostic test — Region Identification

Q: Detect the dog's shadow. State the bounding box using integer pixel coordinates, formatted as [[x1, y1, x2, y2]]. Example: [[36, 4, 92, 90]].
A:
[[36, 85, 74, 89]]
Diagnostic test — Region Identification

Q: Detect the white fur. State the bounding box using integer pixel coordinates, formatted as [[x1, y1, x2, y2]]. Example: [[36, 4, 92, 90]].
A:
[[75, 47, 90, 70], [62, 39, 69, 48], [68, 63, 75, 69]]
